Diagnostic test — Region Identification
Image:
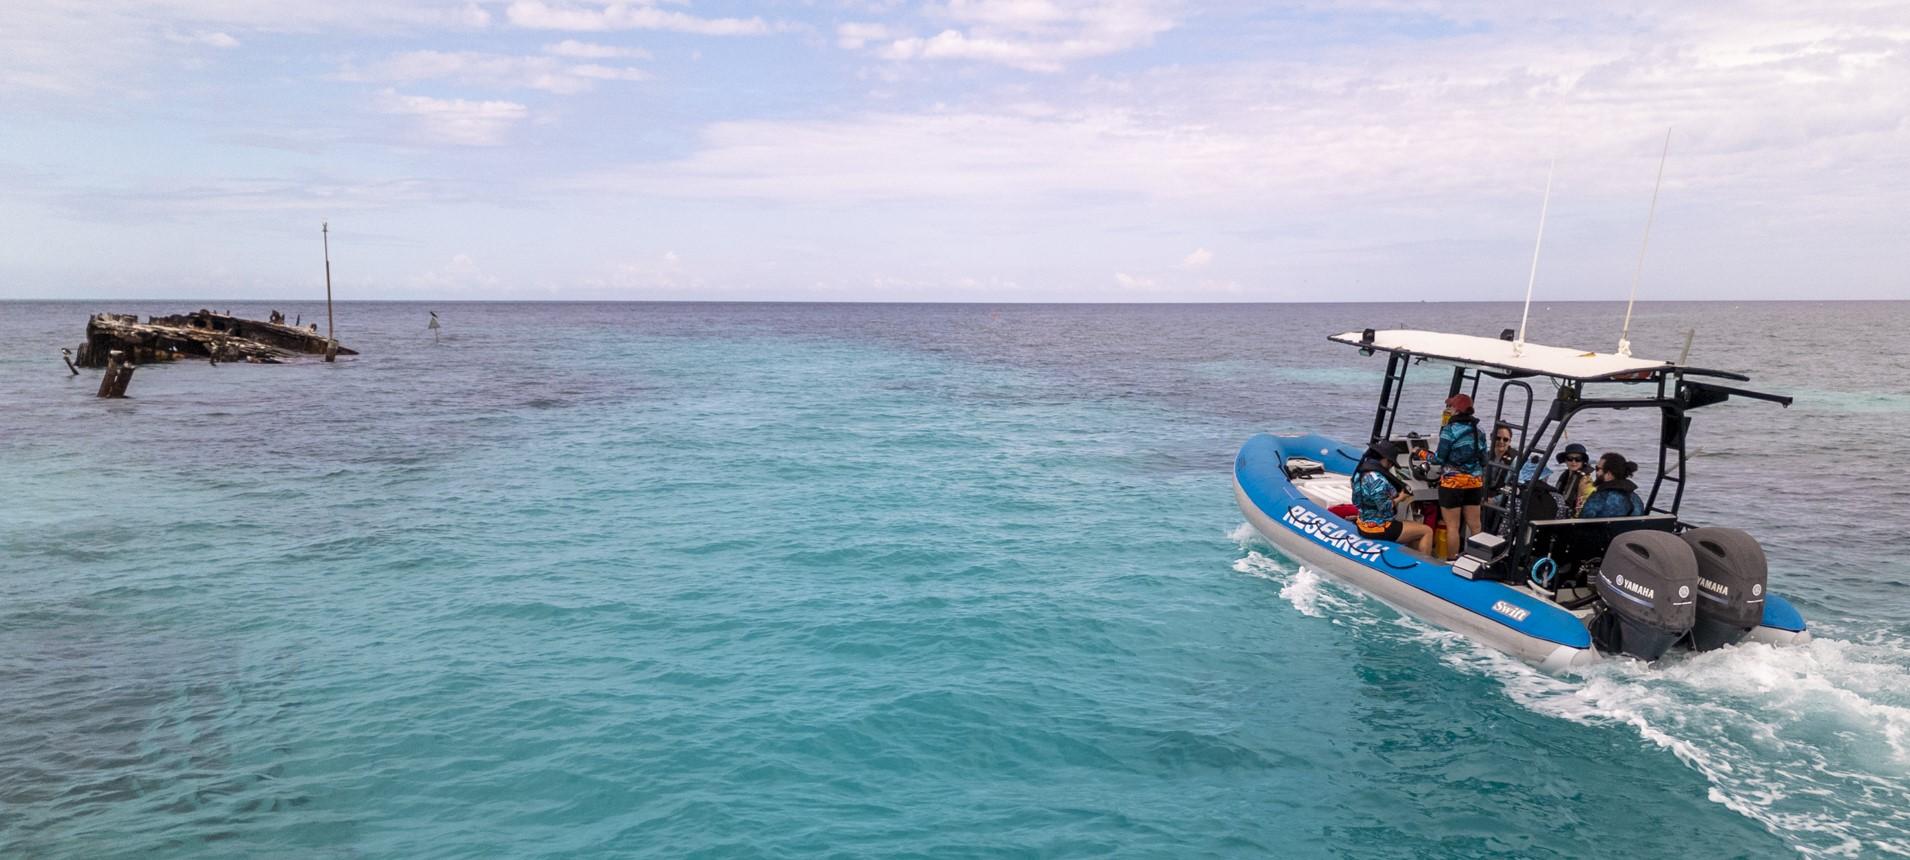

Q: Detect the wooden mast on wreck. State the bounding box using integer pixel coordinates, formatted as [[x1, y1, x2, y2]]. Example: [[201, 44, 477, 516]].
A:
[[323, 221, 337, 362]]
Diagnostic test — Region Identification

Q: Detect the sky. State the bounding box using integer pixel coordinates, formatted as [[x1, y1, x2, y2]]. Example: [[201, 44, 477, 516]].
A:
[[1, 0, 1906, 301]]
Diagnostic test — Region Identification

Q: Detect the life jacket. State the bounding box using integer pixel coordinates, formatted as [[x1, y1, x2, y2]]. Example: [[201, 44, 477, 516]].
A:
[[1434, 414, 1486, 488], [1580, 477, 1645, 518], [1554, 469, 1595, 515]]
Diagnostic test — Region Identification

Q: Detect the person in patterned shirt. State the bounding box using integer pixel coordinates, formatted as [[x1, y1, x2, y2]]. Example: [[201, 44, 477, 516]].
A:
[[1432, 394, 1488, 560], [1352, 441, 1433, 555]]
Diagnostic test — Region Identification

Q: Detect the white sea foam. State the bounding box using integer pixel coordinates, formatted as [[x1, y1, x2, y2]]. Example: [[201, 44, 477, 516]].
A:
[[1231, 519, 1910, 855], [1231, 521, 1322, 620], [1229, 549, 1289, 583], [1230, 547, 1322, 617], [1278, 567, 1327, 618], [1230, 520, 1910, 854], [1231, 545, 1366, 626], [1423, 626, 1910, 857]]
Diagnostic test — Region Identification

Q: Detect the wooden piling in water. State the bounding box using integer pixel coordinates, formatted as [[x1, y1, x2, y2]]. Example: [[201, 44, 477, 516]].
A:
[[96, 352, 120, 397], [96, 350, 135, 398], [323, 221, 337, 363], [115, 362, 136, 397]]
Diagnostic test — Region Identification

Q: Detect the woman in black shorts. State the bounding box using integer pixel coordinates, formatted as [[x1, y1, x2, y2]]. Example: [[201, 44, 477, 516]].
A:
[[1432, 394, 1488, 560]]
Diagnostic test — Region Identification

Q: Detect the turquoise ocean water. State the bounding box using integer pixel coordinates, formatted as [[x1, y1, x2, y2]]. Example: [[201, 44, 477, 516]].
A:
[[3, 300, 1909, 858]]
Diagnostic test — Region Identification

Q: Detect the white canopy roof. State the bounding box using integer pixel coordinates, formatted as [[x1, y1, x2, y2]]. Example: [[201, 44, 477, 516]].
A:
[[1329, 329, 1676, 381]]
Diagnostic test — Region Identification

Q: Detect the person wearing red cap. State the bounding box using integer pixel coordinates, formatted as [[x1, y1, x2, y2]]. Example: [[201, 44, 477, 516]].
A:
[[1432, 393, 1488, 560]]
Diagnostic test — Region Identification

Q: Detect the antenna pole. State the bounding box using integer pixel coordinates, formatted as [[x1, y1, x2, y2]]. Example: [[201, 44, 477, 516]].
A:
[[323, 221, 336, 362], [1619, 128, 1671, 357], [1514, 159, 1555, 357]]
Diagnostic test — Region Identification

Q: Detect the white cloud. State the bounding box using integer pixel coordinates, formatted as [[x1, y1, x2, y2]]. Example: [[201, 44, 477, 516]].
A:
[[5, 0, 1908, 301], [544, 39, 651, 59], [349, 50, 649, 94], [47, 176, 450, 221], [1113, 271, 1154, 289], [414, 253, 500, 292], [569, 63, 651, 82], [571, 109, 1308, 205], [578, 250, 703, 296], [559, 4, 1909, 300], [868, 0, 1175, 71], [0, 0, 494, 97], [461, 3, 493, 28], [589, 7, 1910, 217], [376, 90, 529, 145], [166, 31, 241, 48], [506, 1, 772, 36], [837, 22, 893, 49]]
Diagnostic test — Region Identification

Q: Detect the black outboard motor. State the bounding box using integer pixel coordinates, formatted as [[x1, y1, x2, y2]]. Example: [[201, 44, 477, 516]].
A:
[[1590, 531, 1698, 661], [1681, 527, 1769, 651]]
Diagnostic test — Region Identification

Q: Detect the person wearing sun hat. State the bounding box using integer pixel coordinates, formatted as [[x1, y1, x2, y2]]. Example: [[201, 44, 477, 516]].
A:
[[1552, 442, 1596, 516]]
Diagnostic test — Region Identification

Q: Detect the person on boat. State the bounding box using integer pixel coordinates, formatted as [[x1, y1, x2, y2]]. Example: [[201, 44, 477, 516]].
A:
[[1352, 442, 1434, 555], [1579, 453, 1647, 518], [1431, 393, 1487, 559], [1517, 452, 1550, 484], [1494, 452, 1563, 532], [1552, 442, 1596, 516], [1486, 423, 1517, 487], [1480, 424, 1518, 534]]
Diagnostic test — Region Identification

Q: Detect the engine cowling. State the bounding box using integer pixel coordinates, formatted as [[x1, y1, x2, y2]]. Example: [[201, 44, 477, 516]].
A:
[[1681, 527, 1768, 651], [1590, 531, 1698, 661]]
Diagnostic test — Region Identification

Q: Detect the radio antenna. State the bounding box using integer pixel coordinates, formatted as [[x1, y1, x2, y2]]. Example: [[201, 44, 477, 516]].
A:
[[1513, 158, 1555, 357], [1618, 128, 1671, 357]]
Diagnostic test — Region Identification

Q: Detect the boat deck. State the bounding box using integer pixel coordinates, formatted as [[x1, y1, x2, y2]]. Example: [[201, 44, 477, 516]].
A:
[[1289, 470, 1599, 620]]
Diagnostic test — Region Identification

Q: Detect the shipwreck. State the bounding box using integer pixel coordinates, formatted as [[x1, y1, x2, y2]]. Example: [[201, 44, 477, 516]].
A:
[[75, 309, 356, 367]]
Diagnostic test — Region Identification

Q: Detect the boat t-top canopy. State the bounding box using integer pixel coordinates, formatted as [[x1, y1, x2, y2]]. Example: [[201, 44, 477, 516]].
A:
[[1329, 326, 1790, 534], [1329, 329, 1750, 383]]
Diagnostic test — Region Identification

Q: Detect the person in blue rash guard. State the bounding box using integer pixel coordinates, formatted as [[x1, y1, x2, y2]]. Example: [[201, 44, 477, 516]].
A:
[[1351, 442, 1434, 555], [1432, 393, 1488, 560], [1579, 452, 1647, 518]]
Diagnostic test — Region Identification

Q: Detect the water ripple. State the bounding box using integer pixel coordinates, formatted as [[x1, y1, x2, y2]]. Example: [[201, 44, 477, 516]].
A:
[[1, 300, 1906, 857]]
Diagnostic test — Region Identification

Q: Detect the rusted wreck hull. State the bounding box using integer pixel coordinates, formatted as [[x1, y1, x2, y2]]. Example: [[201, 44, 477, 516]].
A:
[[75, 309, 358, 367]]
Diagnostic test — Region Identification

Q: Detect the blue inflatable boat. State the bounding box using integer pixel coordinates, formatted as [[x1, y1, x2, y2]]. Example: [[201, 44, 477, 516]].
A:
[[1235, 330, 1810, 670]]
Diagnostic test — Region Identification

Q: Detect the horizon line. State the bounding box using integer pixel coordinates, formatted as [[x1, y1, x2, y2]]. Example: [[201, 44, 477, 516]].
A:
[[3, 297, 1899, 305]]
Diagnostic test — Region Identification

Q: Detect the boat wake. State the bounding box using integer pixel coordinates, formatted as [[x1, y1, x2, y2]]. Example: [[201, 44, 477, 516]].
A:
[[1230, 522, 1910, 857], [1451, 631, 1910, 857], [1229, 523, 1364, 623]]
